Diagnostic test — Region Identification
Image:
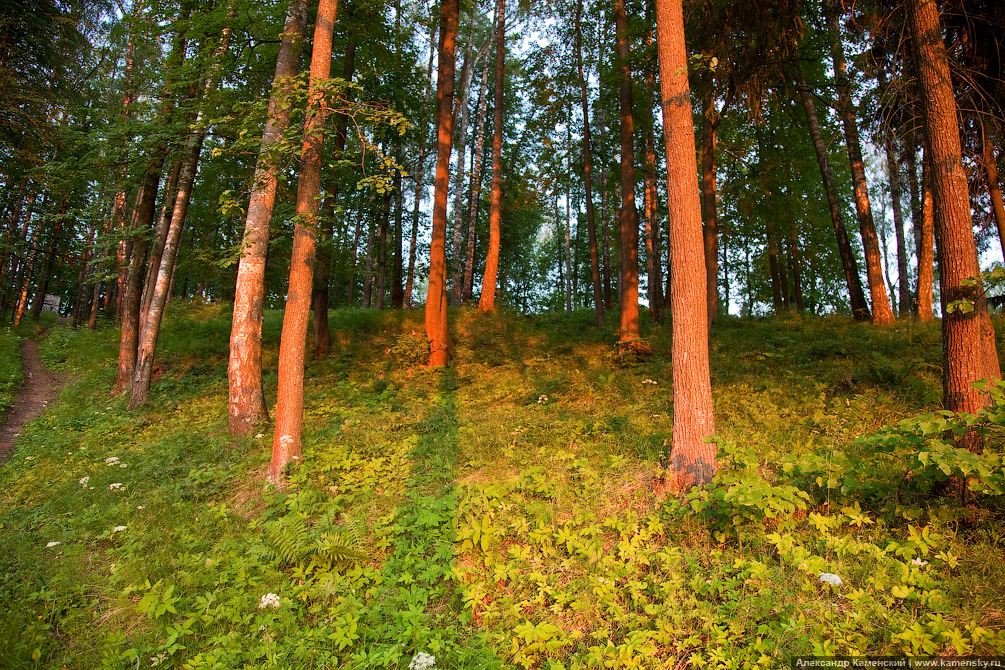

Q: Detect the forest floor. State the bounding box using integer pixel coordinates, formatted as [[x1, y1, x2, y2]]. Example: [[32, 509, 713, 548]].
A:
[[1, 304, 1005, 669], [0, 337, 64, 464]]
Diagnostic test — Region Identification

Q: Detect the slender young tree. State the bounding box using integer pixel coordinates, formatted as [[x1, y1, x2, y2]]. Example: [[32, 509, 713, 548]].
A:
[[477, 0, 503, 314], [701, 77, 718, 326], [575, 0, 604, 327], [228, 0, 309, 435], [270, 0, 340, 481], [981, 126, 1005, 257], [907, 0, 999, 459], [795, 61, 870, 321], [463, 23, 494, 302], [655, 0, 716, 491]]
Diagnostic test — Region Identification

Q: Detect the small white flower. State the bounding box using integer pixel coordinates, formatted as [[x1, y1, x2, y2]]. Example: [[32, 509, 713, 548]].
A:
[[255, 433, 264, 439], [911, 557, 929, 567], [109, 483, 125, 491], [259, 593, 281, 609], [409, 652, 437, 670], [106, 407, 112, 410], [24, 456, 33, 461], [137, 505, 145, 510], [150, 651, 168, 667], [119, 463, 128, 468], [641, 379, 657, 385], [105, 457, 119, 466], [537, 394, 548, 405], [46, 541, 61, 548], [113, 526, 127, 532], [819, 572, 843, 586], [79, 476, 89, 486]]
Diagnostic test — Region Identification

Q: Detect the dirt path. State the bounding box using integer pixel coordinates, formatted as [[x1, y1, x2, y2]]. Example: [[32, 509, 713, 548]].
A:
[[0, 339, 64, 464]]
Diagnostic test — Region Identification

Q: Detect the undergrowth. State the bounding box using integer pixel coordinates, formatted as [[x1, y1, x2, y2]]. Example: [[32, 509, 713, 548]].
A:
[[0, 304, 1003, 669], [0, 327, 20, 417]]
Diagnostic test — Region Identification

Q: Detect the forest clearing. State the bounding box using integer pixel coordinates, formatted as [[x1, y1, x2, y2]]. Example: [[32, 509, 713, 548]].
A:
[[1, 306, 1004, 668], [2, 0, 1005, 666]]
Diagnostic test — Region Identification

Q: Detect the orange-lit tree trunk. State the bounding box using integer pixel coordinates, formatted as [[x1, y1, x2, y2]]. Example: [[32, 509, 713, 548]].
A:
[[830, 13, 894, 324], [642, 3, 664, 324], [463, 26, 493, 302], [795, 62, 870, 321], [614, 0, 639, 345], [904, 142, 934, 320], [427, 0, 459, 360], [229, 0, 309, 436], [655, 0, 716, 491], [908, 0, 999, 455], [477, 0, 502, 314], [576, 0, 603, 326], [885, 135, 910, 315], [269, 0, 339, 480]]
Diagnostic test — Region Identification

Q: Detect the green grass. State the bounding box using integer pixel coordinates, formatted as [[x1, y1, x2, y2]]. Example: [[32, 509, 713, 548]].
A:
[[1, 302, 1004, 669], [0, 326, 21, 417]]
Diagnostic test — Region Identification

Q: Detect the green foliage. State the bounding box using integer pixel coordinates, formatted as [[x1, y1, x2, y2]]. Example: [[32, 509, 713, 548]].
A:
[[0, 328, 21, 416], [2, 314, 1005, 670]]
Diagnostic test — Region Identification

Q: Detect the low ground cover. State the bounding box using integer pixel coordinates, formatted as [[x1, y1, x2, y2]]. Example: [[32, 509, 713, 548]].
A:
[[1, 304, 1003, 669]]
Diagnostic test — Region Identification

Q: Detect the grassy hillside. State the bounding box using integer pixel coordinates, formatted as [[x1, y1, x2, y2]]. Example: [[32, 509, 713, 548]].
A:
[[1, 303, 1004, 669]]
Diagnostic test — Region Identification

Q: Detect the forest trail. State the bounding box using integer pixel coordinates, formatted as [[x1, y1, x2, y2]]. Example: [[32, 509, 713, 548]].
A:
[[0, 339, 63, 464]]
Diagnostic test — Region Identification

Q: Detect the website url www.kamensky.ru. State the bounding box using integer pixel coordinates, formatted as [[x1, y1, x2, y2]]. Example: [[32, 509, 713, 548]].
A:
[[792, 658, 1005, 669]]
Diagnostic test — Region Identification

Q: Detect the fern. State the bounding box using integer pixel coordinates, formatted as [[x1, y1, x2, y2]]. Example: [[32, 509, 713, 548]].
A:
[[264, 514, 367, 573]]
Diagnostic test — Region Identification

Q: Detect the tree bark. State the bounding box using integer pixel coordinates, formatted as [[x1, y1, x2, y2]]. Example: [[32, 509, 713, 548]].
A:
[[830, 13, 894, 324], [908, 0, 999, 458], [229, 0, 309, 435], [575, 0, 604, 327], [477, 0, 503, 315], [115, 174, 157, 391], [655, 0, 716, 491], [269, 0, 339, 481], [794, 61, 870, 321], [614, 0, 639, 345]]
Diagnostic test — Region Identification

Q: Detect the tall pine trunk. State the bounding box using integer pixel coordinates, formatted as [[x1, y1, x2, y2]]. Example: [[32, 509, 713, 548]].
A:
[[981, 127, 1005, 257], [655, 0, 716, 491], [908, 0, 999, 463], [228, 0, 309, 435], [614, 0, 639, 345], [462, 30, 493, 303], [269, 0, 339, 481]]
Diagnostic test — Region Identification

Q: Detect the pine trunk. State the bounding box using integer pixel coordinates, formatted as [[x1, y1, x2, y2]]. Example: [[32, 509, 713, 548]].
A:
[[701, 81, 718, 326], [575, 0, 604, 327], [614, 0, 639, 345], [655, 0, 716, 491], [982, 130, 1005, 258], [830, 13, 894, 324]]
